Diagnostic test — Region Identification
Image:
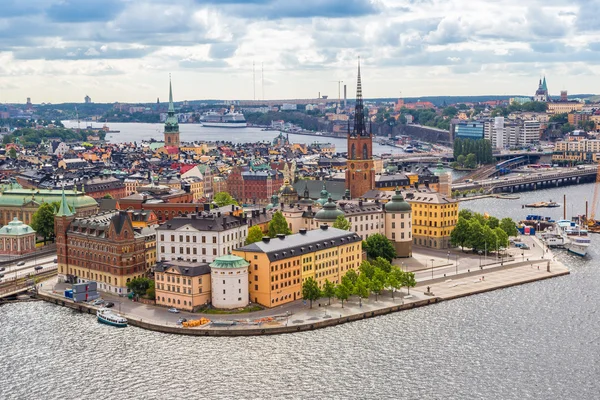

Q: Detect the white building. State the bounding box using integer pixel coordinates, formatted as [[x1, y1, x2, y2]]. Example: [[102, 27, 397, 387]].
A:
[[157, 213, 248, 264], [209, 255, 249, 309]]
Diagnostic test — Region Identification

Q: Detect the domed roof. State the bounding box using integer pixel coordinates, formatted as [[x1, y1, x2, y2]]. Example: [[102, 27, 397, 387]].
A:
[[280, 184, 297, 196], [266, 193, 279, 210], [315, 183, 330, 206], [0, 217, 35, 236], [385, 189, 411, 212], [314, 198, 344, 221], [210, 254, 249, 269]]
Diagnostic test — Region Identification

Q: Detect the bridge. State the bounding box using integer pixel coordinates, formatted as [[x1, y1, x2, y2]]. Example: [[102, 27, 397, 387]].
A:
[[452, 166, 598, 193]]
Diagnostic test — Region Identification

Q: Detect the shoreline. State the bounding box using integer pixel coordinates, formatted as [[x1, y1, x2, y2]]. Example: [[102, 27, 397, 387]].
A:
[[33, 259, 569, 337]]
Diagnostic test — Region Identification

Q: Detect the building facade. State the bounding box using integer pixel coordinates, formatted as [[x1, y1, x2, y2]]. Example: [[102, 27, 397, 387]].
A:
[[0, 218, 36, 256], [233, 226, 362, 308], [163, 78, 180, 148], [154, 261, 211, 311], [210, 255, 249, 309]]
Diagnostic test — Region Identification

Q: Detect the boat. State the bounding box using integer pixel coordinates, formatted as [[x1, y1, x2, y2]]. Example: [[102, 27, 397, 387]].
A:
[[200, 106, 247, 128], [97, 308, 128, 327], [403, 145, 414, 153], [540, 232, 567, 247], [565, 236, 590, 257], [524, 201, 560, 208]]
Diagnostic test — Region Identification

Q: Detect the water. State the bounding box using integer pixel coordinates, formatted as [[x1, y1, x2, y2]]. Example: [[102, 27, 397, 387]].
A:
[[62, 121, 400, 156], [2, 183, 599, 399]]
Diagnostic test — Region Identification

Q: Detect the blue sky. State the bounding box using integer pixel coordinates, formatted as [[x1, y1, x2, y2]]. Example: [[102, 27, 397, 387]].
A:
[[0, 0, 598, 103]]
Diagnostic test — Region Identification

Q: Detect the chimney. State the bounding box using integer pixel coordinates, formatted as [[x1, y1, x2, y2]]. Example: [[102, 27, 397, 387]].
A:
[[191, 214, 197, 220], [308, 205, 312, 212], [262, 237, 270, 243], [358, 200, 363, 207], [320, 224, 329, 230], [299, 228, 307, 235], [277, 234, 285, 240], [280, 202, 284, 209], [414, 182, 419, 190], [231, 204, 235, 212], [262, 208, 266, 214]]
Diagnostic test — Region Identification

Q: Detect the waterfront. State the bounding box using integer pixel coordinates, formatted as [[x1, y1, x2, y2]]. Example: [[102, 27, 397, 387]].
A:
[[2, 184, 599, 399]]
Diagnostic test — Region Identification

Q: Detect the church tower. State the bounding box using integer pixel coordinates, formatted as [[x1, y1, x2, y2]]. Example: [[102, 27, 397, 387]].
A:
[[345, 58, 375, 199], [164, 76, 180, 147], [55, 188, 74, 282]]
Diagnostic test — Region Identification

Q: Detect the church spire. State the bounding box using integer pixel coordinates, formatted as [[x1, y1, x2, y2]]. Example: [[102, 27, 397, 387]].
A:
[[56, 187, 73, 217], [168, 74, 175, 114], [352, 57, 368, 137]]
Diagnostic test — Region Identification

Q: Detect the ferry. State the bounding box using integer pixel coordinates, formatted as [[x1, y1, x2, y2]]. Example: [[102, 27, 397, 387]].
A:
[[540, 232, 567, 247], [200, 105, 247, 128], [566, 236, 590, 257], [524, 201, 560, 208], [97, 308, 128, 327]]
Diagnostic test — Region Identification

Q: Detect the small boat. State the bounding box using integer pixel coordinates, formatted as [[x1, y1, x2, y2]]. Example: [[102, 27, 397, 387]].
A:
[[97, 308, 128, 327], [566, 236, 590, 257], [524, 201, 560, 208], [540, 232, 567, 247]]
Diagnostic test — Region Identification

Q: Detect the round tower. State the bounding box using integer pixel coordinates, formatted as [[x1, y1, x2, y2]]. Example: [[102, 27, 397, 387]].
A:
[[384, 188, 412, 257]]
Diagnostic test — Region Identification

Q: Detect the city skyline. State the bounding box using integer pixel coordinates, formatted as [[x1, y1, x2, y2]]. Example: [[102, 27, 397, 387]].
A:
[[0, 0, 598, 103]]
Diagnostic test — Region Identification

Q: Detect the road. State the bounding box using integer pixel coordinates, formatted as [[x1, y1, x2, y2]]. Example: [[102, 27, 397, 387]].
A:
[[0, 254, 57, 283]]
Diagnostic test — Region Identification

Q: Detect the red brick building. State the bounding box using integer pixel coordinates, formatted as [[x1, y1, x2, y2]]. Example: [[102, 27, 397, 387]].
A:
[[227, 166, 283, 205]]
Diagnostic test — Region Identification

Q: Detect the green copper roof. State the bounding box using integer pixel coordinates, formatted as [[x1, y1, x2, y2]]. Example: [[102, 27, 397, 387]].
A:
[[0, 217, 35, 236], [164, 76, 179, 132], [0, 188, 97, 209], [315, 183, 329, 206], [266, 193, 279, 210], [385, 188, 411, 212], [314, 198, 344, 221], [210, 254, 249, 269], [542, 76, 547, 91], [57, 187, 74, 217]]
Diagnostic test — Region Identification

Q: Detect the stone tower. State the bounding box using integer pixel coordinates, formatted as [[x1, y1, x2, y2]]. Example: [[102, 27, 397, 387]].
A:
[[55, 188, 74, 282], [345, 58, 375, 199], [164, 77, 180, 147]]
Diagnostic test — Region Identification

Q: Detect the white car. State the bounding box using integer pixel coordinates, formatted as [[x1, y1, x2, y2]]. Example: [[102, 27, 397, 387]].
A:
[[168, 308, 180, 314], [92, 299, 105, 306]]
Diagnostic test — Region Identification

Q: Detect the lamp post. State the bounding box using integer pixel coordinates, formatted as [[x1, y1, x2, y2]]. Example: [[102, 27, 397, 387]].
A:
[[447, 251, 450, 262], [478, 250, 482, 268], [455, 254, 459, 275], [430, 258, 434, 279]]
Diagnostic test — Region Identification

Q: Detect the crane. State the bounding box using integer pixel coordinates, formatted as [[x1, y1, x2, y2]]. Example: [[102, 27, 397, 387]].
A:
[[588, 161, 600, 230], [329, 80, 343, 113]]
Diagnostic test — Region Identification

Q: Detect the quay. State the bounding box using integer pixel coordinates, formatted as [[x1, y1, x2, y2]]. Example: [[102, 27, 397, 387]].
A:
[[33, 241, 569, 336]]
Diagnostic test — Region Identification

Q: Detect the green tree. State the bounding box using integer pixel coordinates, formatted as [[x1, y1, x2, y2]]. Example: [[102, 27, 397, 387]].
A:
[[245, 225, 264, 245], [335, 283, 351, 308], [268, 211, 292, 238], [494, 227, 509, 250], [456, 154, 466, 166], [370, 268, 387, 301], [31, 202, 56, 243], [499, 217, 518, 237], [354, 275, 371, 306], [213, 192, 238, 207], [358, 260, 375, 279], [332, 214, 351, 230], [363, 233, 397, 261], [342, 269, 358, 289], [146, 282, 156, 300], [482, 225, 498, 254], [450, 216, 471, 250], [459, 209, 473, 220], [372, 256, 392, 274], [386, 266, 403, 299], [301, 277, 322, 309], [486, 216, 500, 229], [467, 219, 485, 251], [126, 277, 153, 296], [8, 148, 17, 159], [464, 153, 477, 169], [402, 271, 417, 294], [102, 193, 113, 199], [322, 279, 336, 306]]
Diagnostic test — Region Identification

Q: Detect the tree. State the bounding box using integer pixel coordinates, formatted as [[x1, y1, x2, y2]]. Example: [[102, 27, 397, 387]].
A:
[[464, 153, 477, 169], [467, 219, 485, 251], [335, 283, 351, 308], [363, 234, 397, 261], [342, 269, 358, 289], [456, 154, 466, 166], [402, 271, 417, 294], [372, 256, 392, 273], [8, 148, 17, 159], [386, 267, 403, 299], [451, 217, 471, 250], [370, 268, 387, 301], [268, 211, 292, 237], [354, 275, 370, 306], [459, 209, 473, 220], [126, 277, 153, 296], [245, 225, 264, 245], [31, 202, 55, 244], [301, 277, 321, 309], [500, 217, 518, 237], [332, 214, 351, 230], [146, 281, 156, 299], [322, 279, 336, 306], [494, 227, 509, 249], [213, 192, 238, 207], [102, 194, 113, 199], [486, 216, 499, 229], [482, 225, 498, 254], [358, 260, 375, 279]]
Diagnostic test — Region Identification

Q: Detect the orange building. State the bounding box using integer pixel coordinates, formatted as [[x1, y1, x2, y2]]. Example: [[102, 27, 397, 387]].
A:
[[154, 261, 211, 311]]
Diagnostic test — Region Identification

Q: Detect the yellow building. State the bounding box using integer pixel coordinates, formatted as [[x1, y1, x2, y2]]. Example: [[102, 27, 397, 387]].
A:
[[552, 139, 600, 162], [547, 101, 583, 115], [233, 226, 362, 308], [406, 191, 458, 249], [182, 176, 204, 200], [154, 261, 211, 311]]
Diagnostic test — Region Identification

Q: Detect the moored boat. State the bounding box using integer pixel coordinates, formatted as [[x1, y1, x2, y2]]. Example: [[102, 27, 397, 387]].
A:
[[566, 236, 590, 257], [524, 201, 560, 208], [97, 308, 128, 327]]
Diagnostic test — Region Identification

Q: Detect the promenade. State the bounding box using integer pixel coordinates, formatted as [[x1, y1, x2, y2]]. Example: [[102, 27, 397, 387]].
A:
[[35, 234, 569, 336]]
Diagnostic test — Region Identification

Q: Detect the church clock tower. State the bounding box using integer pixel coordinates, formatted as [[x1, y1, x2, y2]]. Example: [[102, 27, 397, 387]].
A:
[[164, 76, 180, 147], [345, 58, 375, 199]]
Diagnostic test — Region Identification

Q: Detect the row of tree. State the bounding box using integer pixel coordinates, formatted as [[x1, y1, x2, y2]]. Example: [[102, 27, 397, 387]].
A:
[[126, 277, 156, 299], [453, 137, 494, 165], [301, 257, 417, 308], [450, 210, 518, 252], [2, 127, 105, 147]]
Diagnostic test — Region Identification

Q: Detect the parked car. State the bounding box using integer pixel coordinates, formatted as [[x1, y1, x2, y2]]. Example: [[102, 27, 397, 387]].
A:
[[53, 258, 57, 263], [168, 308, 180, 314], [92, 299, 105, 306], [177, 318, 188, 325], [17, 261, 25, 266], [104, 302, 115, 308], [0, 267, 5, 272], [34, 265, 43, 271], [0, 274, 4, 279], [520, 244, 530, 250]]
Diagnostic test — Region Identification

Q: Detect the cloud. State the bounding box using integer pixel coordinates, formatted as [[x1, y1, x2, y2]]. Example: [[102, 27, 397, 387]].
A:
[[208, 43, 238, 59], [46, 0, 126, 23], [13, 46, 156, 60], [230, 0, 379, 19]]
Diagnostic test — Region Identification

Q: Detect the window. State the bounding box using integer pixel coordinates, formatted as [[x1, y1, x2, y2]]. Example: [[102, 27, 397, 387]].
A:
[[223, 289, 226, 294]]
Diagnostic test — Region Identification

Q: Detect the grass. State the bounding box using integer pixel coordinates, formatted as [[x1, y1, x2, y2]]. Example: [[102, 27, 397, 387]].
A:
[[198, 305, 264, 314]]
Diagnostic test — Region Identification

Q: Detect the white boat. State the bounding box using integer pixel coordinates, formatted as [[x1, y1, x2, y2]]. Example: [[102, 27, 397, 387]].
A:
[[540, 232, 567, 247], [566, 236, 590, 257], [200, 106, 247, 128], [97, 308, 128, 327]]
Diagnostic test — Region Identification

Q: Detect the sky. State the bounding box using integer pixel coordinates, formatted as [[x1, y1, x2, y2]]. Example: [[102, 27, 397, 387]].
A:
[[0, 0, 599, 104]]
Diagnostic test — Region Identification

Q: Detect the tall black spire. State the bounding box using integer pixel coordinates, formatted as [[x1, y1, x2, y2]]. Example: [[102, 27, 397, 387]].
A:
[[352, 57, 368, 137]]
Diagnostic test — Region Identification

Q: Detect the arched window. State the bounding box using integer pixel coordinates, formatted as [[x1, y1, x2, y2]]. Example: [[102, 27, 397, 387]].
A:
[[351, 144, 356, 160], [363, 144, 368, 160]]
